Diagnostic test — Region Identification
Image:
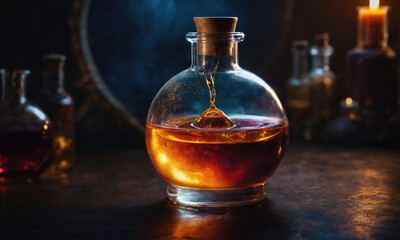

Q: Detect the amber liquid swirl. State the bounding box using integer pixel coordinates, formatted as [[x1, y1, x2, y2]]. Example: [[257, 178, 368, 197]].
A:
[[146, 116, 288, 190]]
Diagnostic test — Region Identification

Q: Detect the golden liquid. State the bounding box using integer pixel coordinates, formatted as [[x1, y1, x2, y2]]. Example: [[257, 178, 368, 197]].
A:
[[286, 84, 311, 109], [146, 116, 288, 190], [39, 103, 75, 179]]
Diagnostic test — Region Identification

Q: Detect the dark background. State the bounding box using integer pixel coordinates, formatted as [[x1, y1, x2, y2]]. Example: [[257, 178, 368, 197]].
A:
[[0, 0, 399, 150]]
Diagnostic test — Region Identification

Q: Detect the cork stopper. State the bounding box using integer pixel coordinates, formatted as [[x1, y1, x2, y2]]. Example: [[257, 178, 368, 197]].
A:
[[314, 33, 329, 47], [43, 54, 66, 72], [194, 17, 237, 33], [193, 17, 238, 56]]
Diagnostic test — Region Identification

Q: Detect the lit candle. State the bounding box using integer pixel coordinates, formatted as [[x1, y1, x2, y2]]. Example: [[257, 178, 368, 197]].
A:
[[358, 0, 389, 48], [341, 97, 359, 109], [340, 98, 360, 119]]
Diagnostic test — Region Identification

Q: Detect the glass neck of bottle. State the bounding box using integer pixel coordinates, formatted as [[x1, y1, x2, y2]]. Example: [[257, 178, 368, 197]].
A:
[[0, 70, 29, 105], [292, 51, 308, 79], [311, 54, 330, 71], [191, 42, 239, 71], [187, 32, 244, 71], [357, 6, 389, 49], [43, 70, 64, 93]]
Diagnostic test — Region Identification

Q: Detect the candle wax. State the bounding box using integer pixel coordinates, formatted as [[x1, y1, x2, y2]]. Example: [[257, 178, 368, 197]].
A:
[[358, 7, 388, 48]]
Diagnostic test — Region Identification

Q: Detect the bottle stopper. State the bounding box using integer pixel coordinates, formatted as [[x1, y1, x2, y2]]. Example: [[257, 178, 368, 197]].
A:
[[43, 54, 66, 72], [194, 17, 237, 33], [314, 33, 329, 47], [193, 17, 238, 56]]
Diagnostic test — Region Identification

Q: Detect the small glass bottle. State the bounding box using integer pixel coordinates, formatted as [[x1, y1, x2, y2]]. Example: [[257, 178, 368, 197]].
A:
[[309, 33, 337, 124], [35, 54, 75, 179], [286, 40, 312, 140], [146, 17, 288, 207], [325, 98, 367, 145], [345, 6, 397, 135], [0, 69, 53, 180]]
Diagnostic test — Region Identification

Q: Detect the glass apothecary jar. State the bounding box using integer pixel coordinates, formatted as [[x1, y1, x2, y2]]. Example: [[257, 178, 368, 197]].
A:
[[145, 17, 288, 207], [0, 69, 53, 181], [35, 54, 75, 179]]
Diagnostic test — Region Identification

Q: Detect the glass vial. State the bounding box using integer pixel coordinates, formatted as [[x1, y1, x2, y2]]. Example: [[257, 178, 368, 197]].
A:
[[36, 54, 75, 179], [286, 40, 312, 140], [0, 69, 53, 180], [309, 33, 337, 124]]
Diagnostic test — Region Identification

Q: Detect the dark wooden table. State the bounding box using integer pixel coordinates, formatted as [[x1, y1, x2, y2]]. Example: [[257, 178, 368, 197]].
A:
[[1, 144, 399, 239]]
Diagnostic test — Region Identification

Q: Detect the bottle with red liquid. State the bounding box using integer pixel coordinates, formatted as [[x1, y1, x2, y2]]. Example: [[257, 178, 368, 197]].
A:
[[145, 17, 288, 207], [0, 69, 53, 181]]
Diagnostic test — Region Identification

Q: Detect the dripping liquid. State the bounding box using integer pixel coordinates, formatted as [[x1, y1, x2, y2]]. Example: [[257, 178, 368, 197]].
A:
[[192, 57, 235, 129]]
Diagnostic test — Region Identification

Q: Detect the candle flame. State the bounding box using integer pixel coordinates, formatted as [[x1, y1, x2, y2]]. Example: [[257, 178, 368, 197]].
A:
[[345, 97, 353, 105], [370, 0, 379, 10]]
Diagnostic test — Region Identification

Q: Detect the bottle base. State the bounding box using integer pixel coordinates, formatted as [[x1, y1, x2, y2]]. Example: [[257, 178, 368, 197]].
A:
[[167, 183, 267, 207]]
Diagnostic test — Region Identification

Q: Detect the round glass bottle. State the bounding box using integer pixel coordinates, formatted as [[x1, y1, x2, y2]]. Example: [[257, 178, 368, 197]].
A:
[[0, 69, 53, 181], [145, 17, 288, 207]]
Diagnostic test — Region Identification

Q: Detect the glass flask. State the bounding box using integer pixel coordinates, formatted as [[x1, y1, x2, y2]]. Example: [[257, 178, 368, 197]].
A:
[[145, 17, 288, 207], [35, 54, 75, 179], [0, 69, 53, 181]]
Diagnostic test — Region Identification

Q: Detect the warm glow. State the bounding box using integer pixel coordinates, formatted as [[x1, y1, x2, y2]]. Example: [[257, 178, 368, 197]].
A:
[[170, 209, 226, 239], [278, 146, 282, 156], [350, 169, 391, 239], [57, 136, 71, 150], [43, 124, 48, 130], [171, 167, 201, 185], [146, 119, 288, 189], [370, 0, 379, 10], [345, 97, 353, 105], [60, 160, 70, 168], [158, 153, 168, 164]]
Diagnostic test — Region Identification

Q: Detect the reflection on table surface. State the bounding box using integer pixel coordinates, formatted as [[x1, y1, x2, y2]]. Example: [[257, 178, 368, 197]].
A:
[[0, 144, 399, 239], [132, 199, 287, 239]]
